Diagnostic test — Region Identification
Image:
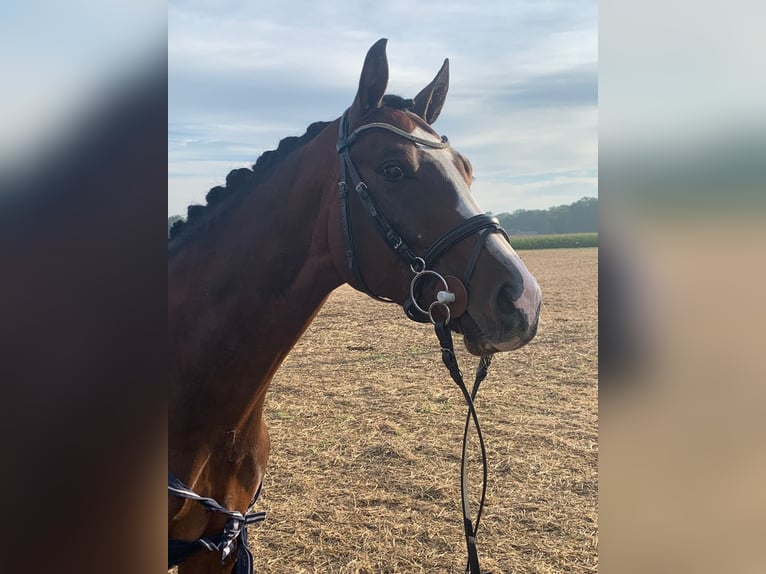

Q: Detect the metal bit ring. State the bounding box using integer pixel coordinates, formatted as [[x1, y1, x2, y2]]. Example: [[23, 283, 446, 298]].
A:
[[409, 269, 451, 316], [428, 301, 452, 325]]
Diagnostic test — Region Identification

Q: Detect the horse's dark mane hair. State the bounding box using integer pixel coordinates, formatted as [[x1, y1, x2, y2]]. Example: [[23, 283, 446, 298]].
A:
[[169, 95, 414, 243], [169, 120, 330, 241], [382, 94, 415, 110]]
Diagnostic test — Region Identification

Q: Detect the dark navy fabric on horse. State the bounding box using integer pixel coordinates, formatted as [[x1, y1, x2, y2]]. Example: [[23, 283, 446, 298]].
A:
[[168, 525, 255, 573], [168, 471, 264, 573]]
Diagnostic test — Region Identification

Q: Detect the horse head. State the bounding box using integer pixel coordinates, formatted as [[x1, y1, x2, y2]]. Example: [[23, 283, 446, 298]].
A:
[[330, 39, 541, 355]]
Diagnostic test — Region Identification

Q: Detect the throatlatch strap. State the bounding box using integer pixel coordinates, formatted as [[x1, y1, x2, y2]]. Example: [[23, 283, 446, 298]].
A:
[[337, 111, 422, 270], [336, 112, 397, 302]]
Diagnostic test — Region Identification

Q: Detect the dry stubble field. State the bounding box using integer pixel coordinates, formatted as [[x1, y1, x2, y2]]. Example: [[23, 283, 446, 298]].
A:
[[247, 247, 598, 573]]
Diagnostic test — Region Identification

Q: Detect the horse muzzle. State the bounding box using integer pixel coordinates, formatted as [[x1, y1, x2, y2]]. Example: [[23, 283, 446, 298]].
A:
[[456, 248, 542, 355]]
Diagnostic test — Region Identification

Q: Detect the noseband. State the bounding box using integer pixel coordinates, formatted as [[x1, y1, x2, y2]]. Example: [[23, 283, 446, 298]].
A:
[[336, 109, 509, 324], [337, 108, 508, 574]]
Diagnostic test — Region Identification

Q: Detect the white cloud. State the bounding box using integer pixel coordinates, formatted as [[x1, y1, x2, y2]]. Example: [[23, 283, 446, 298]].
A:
[[168, 0, 597, 216]]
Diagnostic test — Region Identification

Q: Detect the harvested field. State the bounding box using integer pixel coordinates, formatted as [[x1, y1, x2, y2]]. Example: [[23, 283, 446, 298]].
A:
[[248, 247, 598, 573]]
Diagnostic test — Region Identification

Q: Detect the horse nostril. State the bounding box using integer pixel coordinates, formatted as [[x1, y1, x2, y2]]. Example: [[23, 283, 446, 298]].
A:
[[495, 283, 528, 333], [495, 284, 515, 315]]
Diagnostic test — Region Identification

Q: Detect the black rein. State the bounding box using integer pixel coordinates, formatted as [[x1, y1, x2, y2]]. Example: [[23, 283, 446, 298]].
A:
[[337, 107, 504, 573]]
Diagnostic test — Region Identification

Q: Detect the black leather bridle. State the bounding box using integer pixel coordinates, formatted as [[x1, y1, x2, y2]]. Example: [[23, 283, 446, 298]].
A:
[[337, 107, 508, 573], [336, 108, 509, 325]]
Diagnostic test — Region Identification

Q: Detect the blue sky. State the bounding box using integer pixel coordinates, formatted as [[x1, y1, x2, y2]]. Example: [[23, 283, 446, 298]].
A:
[[168, 0, 597, 217]]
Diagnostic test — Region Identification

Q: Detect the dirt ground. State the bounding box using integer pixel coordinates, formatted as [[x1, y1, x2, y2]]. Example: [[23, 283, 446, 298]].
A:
[[248, 248, 598, 573]]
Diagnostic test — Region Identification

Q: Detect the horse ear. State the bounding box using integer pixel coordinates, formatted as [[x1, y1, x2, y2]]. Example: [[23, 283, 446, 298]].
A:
[[351, 38, 389, 118], [413, 58, 449, 124]]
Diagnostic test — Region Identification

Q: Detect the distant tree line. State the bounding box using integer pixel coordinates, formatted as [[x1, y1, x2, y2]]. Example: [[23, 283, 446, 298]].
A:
[[495, 197, 597, 235], [168, 196, 598, 238]]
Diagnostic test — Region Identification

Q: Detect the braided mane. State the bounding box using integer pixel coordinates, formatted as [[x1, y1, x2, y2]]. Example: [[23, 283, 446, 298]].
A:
[[169, 96, 413, 245], [169, 120, 330, 243]]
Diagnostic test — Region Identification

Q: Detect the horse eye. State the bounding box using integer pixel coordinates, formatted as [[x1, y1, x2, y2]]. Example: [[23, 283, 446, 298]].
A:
[[382, 164, 404, 181]]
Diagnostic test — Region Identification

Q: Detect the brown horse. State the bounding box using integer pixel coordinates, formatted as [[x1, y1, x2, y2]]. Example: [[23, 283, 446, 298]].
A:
[[169, 38, 541, 573]]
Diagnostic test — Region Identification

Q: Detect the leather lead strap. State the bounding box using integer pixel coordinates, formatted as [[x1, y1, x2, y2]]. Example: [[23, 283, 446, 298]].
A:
[[434, 322, 491, 574], [337, 109, 499, 571]]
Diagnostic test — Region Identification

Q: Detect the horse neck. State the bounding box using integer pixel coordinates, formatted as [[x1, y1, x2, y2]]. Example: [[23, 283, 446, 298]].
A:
[[169, 121, 343, 468]]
